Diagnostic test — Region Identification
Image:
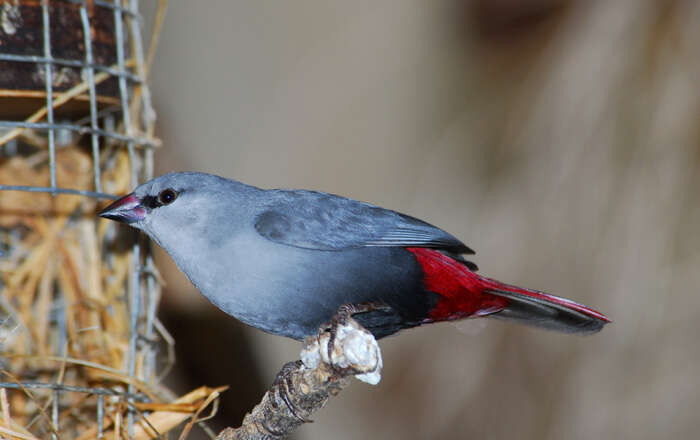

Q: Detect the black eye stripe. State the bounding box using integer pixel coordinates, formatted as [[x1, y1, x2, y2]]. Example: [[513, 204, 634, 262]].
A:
[[142, 189, 179, 209], [141, 194, 160, 209]]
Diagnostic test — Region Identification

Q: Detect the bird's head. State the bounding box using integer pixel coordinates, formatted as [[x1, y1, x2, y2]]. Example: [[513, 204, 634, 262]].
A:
[[99, 172, 256, 248]]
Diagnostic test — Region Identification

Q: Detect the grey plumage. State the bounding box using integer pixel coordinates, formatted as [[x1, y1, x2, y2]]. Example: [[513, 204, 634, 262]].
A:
[[254, 189, 472, 253], [102, 172, 439, 339]]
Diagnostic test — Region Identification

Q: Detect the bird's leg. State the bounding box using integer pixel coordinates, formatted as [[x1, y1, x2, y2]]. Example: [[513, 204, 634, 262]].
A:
[[323, 302, 389, 368], [322, 302, 389, 331]]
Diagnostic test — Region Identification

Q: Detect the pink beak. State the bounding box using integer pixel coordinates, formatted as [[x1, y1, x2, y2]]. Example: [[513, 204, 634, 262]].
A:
[[98, 193, 146, 224]]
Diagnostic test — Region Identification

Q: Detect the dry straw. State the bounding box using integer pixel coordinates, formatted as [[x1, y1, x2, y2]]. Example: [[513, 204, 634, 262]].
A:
[[0, 1, 224, 438]]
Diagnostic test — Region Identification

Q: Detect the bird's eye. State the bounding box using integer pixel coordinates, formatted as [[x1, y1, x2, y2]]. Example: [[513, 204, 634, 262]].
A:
[[158, 188, 178, 205]]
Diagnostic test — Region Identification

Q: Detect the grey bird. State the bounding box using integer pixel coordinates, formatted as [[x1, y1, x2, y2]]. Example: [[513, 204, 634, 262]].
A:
[[99, 172, 609, 340]]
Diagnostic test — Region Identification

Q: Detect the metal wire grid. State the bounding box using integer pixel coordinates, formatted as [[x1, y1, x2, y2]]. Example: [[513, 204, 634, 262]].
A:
[[0, 0, 162, 438], [0, 381, 152, 438], [0, 0, 158, 196]]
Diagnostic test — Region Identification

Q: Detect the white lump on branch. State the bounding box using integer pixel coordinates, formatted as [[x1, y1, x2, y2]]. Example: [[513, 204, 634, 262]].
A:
[[301, 318, 383, 385]]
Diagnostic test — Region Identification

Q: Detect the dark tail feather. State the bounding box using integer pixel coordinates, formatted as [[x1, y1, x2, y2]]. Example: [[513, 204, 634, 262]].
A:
[[478, 276, 610, 334]]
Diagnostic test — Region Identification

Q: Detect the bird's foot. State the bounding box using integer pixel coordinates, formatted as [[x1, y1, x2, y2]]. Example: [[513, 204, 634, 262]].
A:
[[271, 360, 313, 424]]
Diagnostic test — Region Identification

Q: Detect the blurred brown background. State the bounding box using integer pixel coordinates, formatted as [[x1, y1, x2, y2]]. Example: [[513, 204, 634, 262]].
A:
[[142, 1, 700, 438]]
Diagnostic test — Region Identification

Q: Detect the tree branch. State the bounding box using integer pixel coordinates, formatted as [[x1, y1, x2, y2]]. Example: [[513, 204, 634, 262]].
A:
[[216, 314, 383, 440]]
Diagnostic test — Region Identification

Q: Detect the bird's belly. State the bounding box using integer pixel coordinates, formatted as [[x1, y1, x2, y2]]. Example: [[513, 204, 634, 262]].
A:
[[182, 236, 426, 340]]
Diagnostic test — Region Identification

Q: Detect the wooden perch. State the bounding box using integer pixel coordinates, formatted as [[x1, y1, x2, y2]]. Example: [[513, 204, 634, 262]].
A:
[[216, 312, 383, 440]]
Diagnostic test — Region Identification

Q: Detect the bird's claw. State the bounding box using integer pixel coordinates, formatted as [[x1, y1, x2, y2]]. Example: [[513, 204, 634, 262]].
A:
[[272, 360, 313, 424]]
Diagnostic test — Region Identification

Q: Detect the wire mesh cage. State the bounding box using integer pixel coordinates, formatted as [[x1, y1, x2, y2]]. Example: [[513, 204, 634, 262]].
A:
[[0, 1, 221, 439]]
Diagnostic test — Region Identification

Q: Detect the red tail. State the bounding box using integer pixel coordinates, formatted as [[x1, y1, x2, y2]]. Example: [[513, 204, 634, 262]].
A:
[[406, 248, 609, 334]]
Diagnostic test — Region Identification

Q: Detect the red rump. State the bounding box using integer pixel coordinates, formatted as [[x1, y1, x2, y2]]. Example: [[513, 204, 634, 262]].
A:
[[406, 247, 611, 324], [406, 247, 508, 321]]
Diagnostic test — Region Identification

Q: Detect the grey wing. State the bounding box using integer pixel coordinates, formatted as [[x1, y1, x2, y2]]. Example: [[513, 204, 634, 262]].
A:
[[254, 190, 473, 254]]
